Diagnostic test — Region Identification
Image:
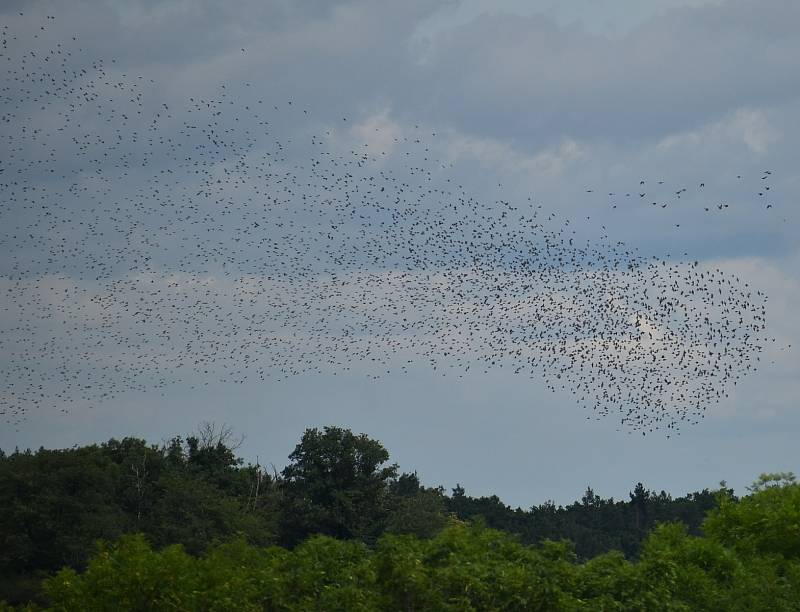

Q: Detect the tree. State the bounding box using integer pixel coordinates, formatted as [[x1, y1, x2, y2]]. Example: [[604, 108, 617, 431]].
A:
[[185, 421, 244, 489], [0, 426, 280, 605], [630, 482, 650, 531], [581, 486, 602, 509], [386, 487, 449, 539], [746, 471, 796, 493], [280, 426, 398, 545], [704, 475, 800, 559]]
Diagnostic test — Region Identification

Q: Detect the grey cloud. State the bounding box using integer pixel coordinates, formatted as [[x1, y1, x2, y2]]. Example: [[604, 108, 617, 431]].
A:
[[1, 0, 797, 506], [412, 0, 800, 146]]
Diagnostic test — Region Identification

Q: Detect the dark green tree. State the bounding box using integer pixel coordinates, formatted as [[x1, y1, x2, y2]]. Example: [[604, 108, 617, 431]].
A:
[[279, 426, 398, 545], [382, 472, 450, 538]]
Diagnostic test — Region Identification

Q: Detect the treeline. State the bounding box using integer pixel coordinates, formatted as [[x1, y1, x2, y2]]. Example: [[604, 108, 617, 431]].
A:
[[1, 424, 797, 609]]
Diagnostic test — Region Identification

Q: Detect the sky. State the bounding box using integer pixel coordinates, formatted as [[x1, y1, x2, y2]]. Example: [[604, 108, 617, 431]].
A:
[[1, 0, 798, 509]]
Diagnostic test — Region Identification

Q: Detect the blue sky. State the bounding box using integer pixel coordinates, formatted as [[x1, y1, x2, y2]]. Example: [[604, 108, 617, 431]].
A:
[[1, 0, 797, 508]]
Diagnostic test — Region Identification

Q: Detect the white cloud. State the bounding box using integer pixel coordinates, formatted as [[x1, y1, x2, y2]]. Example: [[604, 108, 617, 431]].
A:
[[658, 108, 781, 155], [735, 109, 782, 155], [443, 131, 586, 177], [349, 108, 404, 156]]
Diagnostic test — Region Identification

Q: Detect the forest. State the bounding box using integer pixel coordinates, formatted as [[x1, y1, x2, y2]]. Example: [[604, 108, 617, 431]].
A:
[[1, 424, 798, 610]]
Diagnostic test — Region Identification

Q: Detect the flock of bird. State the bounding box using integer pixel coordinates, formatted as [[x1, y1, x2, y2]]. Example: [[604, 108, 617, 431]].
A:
[[0, 15, 779, 434], [585, 173, 778, 216]]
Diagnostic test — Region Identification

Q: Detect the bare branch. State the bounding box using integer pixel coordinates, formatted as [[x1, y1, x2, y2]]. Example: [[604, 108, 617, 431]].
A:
[[195, 420, 245, 451]]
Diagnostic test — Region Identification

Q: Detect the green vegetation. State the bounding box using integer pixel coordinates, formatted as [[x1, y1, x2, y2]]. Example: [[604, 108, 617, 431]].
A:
[[1, 425, 798, 610]]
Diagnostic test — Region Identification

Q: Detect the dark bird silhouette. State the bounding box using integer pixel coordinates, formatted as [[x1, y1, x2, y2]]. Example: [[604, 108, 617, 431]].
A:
[[0, 14, 775, 437]]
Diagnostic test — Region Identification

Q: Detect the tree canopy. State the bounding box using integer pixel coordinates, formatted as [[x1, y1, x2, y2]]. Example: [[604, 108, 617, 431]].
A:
[[1, 425, 797, 609]]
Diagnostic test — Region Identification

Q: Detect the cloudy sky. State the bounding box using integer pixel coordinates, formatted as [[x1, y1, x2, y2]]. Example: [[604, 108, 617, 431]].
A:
[[1, 0, 798, 508]]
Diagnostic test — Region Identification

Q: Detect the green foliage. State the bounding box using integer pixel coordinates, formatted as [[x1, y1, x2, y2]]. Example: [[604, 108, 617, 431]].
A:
[[703, 476, 800, 558], [375, 524, 581, 611], [279, 536, 379, 610], [36, 496, 800, 612], [385, 473, 449, 539], [0, 429, 278, 605], [279, 426, 398, 545], [638, 520, 800, 611], [0, 444, 129, 606], [447, 482, 721, 560], [3, 426, 799, 610], [746, 472, 797, 493], [43, 535, 200, 611]]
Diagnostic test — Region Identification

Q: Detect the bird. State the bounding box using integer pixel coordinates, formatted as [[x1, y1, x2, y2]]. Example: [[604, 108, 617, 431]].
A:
[[0, 13, 776, 437]]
